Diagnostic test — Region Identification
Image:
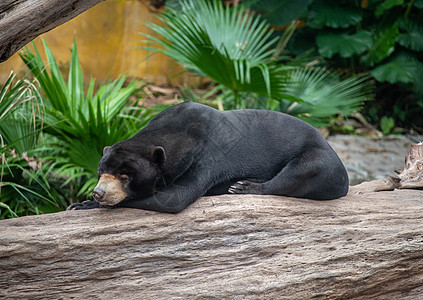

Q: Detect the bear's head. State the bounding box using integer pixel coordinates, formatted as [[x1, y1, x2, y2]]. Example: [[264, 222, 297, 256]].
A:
[[92, 142, 166, 206]]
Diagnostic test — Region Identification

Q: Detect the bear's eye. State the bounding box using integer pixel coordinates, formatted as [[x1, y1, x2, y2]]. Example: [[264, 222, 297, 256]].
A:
[[118, 174, 129, 184]]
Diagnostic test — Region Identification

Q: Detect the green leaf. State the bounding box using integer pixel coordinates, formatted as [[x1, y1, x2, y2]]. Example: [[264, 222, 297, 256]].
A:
[[280, 68, 372, 127], [42, 40, 69, 112], [397, 19, 423, 51], [0, 72, 21, 121], [375, 0, 404, 17], [380, 116, 395, 134], [370, 56, 416, 84], [0, 73, 42, 155], [415, 0, 423, 8], [0, 202, 18, 218], [317, 30, 372, 58], [245, 0, 312, 27], [68, 37, 84, 118], [308, 0, 363, 29], [143, 0, 293, 102], [360, 25, 398, 66]]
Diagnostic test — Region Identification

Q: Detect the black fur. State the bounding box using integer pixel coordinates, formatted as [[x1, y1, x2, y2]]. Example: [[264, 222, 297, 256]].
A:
[[68, 102, 349, 213]]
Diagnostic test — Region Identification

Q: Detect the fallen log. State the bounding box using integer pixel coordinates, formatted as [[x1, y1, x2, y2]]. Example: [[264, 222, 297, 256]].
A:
[[1, 190, 423, 299], [0, 0, 103, 62], [397, 142, 423, 189], [353, 142, 423, 193]]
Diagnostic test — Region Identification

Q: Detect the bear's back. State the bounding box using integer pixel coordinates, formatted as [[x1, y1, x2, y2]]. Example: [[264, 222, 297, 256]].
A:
[[146, 102, 218, 130]]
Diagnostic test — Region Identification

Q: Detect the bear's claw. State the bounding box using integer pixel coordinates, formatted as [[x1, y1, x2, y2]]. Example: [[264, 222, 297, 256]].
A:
[[67, 200, 100, 210], [228, 180, 263, 194]]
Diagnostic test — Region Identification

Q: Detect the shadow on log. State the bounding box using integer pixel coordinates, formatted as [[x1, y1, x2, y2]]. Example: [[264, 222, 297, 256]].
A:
[[1, 188, 423, 299]]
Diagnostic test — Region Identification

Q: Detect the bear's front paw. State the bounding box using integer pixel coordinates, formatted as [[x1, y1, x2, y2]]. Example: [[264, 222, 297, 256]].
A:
[[228, 180, 264, 195], [67, 200, 100, 210]]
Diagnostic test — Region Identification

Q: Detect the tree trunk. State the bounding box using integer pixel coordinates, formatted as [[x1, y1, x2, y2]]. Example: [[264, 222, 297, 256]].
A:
[[1, 188, 423, 299], [0, 0, 103, 62]]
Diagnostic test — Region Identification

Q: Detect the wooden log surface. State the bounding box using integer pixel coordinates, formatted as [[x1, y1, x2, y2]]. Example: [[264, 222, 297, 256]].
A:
[[1, 184, 423, 299], [0, 0, 103, 62]]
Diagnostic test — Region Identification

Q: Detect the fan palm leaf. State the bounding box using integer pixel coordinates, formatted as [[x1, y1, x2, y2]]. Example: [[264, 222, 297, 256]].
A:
[[143, 0, 371, 123], [281, 68, 372, 127], [143, 0, 370, 125], [142, 0, 294, 100]]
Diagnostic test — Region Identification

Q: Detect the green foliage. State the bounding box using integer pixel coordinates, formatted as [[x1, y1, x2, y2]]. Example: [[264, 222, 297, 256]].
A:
[[375, 0, 404, 17], [0, 155, 69, 219], [143, 0, 294, 105], [0, 72, 26, 123], [145, 0, 372, 126], [360, 25, 398, 66], [0, 73, 64, 219], [0, 72, 42, 155], [317, 31, 372, 58], [307, 0, 363, 29], [397, 19, 423, 51], [245, 0, 311, 27], [305, 0, 423, 85], [1, 40, 153, 219], [370, 54, 418, 84], [251, 0, 423, 132], [380, 115, 396, 134], [20, 39, 152, 196], [282, 68, 371, 127]]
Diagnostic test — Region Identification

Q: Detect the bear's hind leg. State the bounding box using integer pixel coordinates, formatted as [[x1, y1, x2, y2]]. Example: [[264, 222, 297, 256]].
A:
[[228, 150, 348, 200]]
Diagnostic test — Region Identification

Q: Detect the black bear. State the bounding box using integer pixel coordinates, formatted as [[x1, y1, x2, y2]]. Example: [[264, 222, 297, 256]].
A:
[[68, 102, 349, 213]]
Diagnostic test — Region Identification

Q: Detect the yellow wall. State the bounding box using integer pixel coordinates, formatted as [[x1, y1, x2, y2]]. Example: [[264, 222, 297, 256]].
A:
[[0, 0, 202, 86]]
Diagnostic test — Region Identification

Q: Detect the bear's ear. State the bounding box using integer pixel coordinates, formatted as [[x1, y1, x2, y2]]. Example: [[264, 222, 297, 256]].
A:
[[151, 146, 166, 165], [103, 146, 111, 156]]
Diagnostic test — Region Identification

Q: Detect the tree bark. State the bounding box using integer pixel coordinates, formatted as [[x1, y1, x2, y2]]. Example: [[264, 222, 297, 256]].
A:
[[1, 189, 423, 299], [397, 142, 423, 188], [352, 142, 423, 192], [0, 0, 103, 62]]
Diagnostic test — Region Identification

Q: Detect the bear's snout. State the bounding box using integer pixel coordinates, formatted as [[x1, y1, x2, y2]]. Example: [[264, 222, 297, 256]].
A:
[[93, 187, 106, 202], [93, 174, 128, 206]]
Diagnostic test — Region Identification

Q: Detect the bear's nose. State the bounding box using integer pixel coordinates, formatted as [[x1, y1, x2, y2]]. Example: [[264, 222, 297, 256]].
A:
[[93, 187, 106, 202]]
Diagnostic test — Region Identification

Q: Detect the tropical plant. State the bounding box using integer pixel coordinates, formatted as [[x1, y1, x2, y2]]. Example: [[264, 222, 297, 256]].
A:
[[199, 0, 423, 132], [0, 39, 154, 219], [0, 72, 61, 219], [0, 76, 42, 155], [276, 0, 423, 131], [271, 68, 371, 127], [309, 0, 423, 90], [143, 0, 295, 106], [143, 0, 372, 126], [20, 39, 154, 197]]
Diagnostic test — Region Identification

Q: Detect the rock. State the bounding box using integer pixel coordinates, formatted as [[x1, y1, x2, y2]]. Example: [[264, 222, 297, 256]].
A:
[[1, 191, 423, 299]]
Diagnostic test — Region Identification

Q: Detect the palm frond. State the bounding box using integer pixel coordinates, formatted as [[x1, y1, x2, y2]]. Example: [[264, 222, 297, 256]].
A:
[[20, 38, 152, 197], [142, 0, 292, 100], [282, 68, 373, 127], [0, 72, 43, 155]]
